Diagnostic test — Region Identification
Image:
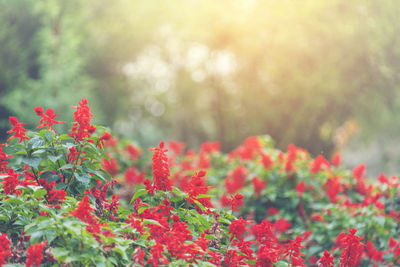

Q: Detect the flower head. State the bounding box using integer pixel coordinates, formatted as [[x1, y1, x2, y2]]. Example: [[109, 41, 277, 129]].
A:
[[7, 117, 29, 143]]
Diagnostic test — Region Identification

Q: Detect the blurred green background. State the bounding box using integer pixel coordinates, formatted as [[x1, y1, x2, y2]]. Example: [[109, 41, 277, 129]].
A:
[[1, 0, 400, 175]]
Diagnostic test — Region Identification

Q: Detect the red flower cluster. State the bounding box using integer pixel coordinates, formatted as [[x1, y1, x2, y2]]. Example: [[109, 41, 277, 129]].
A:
[[319, 250, 335, 267], [282, 236, 305, 266], [224, 165, 247, 194], [182, 170, 214, 210], [339, 229, 364, 267], [7, 117, 29, 143], [70, 99, 95, 141], [229, 217, 250, 240], [70, 195, 95, 224], [34, 107, 65, 130], [2, 169, 21, 195], [0, 144, 11, 172], [150, 141, 172, 191], [25, 241, 46, 267], [0, 233, 11, 266]]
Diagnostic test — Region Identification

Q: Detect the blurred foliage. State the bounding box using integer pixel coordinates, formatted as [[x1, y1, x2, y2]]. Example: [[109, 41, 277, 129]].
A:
[[1, 0, 400, 157]]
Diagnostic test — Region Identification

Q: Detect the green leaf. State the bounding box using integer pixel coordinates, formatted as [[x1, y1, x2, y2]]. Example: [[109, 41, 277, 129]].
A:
[[48, 154, 63, 163], [195, 194, 213, 199], [75, 172, 91, 186], [274, 261, 289, 267], [28, 137, 45, 149], [40, 172, 60, 182], [60, 164, 73, 170], [34, 189, 47, 199], [51, 247, 70, 260], [129, 188, 148, 204], [44, 131, 55, 142], [22, 156, 42, 169]]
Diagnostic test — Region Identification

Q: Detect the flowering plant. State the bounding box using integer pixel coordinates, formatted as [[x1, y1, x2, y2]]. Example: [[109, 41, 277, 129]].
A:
[[0, 100, 399, 266]]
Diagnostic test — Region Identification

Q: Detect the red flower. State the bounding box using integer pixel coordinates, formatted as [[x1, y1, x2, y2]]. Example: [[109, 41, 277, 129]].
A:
[[103, 155, 119, 176], [252, 177, 266, 198], [98, 132, 112, 148], [273, 218, 292, 232], [150, 141, 172, 192], [261, 153, 273, 169], [0, 233, 12, 266], [168, 140, 186, 156], [125, 144, 142, 161], [34, 107, 65, 130], [183, 170, 214, 209], [67, 147, 80, 162], [70, 195, 95, 224], [0, 144, 11, 172], [323, 176, 342, 203], [124, 167, 145, 185], [339, 229, 364, 267], [7, 117, 29, 143], [200, 141, 220, 154], [70, 99, 95, 141], [296, 181, 306, 197], [2, 169, 21, 195], [331, 153, 341, 166], [267, 207, 280, 215], [229, 217, 250, 240], [319, 250, 335, 267], [231, 193, 244, 212], [132, 247, 146, 265], [282, 236, 306, 266], [366, 240, 383, 262], [353, 164, 366, 181], [25, 241, 46, 267], [224, 166, 247, 194], [310, 154, 330, 173]]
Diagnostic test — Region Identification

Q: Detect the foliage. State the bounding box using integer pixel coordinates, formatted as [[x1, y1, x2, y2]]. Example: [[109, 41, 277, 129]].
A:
[[1, 100, 400, 266], [2, 0, 400, 158]]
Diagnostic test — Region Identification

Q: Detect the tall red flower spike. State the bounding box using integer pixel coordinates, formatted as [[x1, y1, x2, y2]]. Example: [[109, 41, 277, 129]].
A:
[[69, 99, 95, 142], [7, 117, 29, 143], [339, 228, 364, 267], [34, 107, 65, 130], [150, 141, 172, 191]]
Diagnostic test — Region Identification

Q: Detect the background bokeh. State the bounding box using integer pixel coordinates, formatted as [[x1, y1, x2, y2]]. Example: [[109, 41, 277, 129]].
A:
[[1, 0, 400, 175]]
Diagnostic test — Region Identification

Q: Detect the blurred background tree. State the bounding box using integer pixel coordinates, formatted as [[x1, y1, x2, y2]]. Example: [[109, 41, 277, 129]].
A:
[[1, 0, 400, 175]]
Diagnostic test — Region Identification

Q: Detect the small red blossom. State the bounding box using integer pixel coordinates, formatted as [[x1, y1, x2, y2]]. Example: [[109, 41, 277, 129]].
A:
[[319, 250, 335, 267], [231, 193, 244, 212], [2, 169, 21, 195], [7, 116, 29, 143], [252, 176, 266, 198], [353, 164, 366, 181], [0, 233, 12, 266], [261, 153, 273, 169], [282, 236, 306, 267], [332, 153, 341, 166], [229, 217, 251, 240], [125, 144, 142, 161], [311, 154, 330, 173], [34, 107, 65, 130], [25, 241, 46, 267], [70, 195, 95, 224]]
